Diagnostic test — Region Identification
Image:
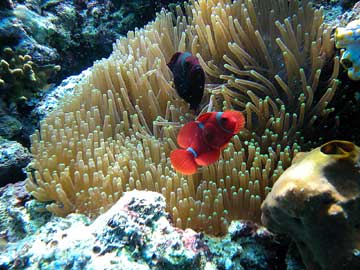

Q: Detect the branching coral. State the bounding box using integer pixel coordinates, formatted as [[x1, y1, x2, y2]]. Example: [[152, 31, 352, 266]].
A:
[[27, 0, 339, 235], [0, 47, 61, 103]]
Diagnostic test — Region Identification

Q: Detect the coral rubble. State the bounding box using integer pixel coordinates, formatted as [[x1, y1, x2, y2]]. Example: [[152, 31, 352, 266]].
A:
[[261, 140, 360, 270]]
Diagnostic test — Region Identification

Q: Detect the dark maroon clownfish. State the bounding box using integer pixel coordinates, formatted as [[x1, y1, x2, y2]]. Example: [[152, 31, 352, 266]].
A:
[[167, 52, 205, 110]]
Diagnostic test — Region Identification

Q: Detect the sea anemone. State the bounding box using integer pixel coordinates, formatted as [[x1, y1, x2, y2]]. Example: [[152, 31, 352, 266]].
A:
[[27, 0, 339, 235]]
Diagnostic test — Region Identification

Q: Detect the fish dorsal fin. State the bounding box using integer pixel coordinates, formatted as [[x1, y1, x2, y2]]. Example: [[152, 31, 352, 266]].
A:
[[196, 112, 214, 123], [195, 148, 220, 166], [167, 52, 182, 70], [177, 121, 202, 148], [222, 110, 246, 134]]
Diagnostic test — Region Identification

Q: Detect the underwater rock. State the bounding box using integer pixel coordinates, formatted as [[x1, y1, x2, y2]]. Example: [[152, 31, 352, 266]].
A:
[[261, 140, 360, 270], [312, 0, 343, 26], [0, 138, 31, 185], [0, 181, 51, 245], [338, 1, 360, 25], [32, 68, 91, 120], [91, 191, 203, 270], [14, 5, 57, 45], [340, 0, 359, 9], [0, 115, 22, 140], [0, 189, 297, 270], [205, 220, 304, 270], [0, 190, 203, 270], [0, 0, 13, 10], [0, 11, 59, 65]]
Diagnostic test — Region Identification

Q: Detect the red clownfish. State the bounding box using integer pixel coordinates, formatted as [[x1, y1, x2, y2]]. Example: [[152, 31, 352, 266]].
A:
[[170, 110, 245, 175]]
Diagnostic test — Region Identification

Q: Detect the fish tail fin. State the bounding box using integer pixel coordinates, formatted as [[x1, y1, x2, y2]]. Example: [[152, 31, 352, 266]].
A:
[[170, 149, 198, 175]]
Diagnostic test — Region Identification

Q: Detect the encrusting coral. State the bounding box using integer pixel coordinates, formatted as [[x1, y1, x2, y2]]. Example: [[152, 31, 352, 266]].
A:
[[27, 0, 339, 235], [335, 19, 360, 80], [261, 140, 360, 270]]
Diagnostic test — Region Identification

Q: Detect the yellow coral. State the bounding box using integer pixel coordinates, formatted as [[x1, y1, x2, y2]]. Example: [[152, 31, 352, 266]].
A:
[[27, 0, 338, 235], [335, 19, 360, 80], [0, 47, 61, 102]]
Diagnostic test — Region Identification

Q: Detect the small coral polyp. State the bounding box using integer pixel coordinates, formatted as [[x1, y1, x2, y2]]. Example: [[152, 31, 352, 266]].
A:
[[335, 19, 360, 80]]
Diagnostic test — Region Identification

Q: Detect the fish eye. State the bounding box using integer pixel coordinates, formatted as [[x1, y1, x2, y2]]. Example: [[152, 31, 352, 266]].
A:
[[204, 130, 214, 142], [193, 66, 201, 71], [205, 133, 214, 141]]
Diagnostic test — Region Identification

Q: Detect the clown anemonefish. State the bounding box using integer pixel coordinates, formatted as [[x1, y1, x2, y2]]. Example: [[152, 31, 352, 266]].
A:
[[170, 110, 245, 175], [167, 52, 205, 110]]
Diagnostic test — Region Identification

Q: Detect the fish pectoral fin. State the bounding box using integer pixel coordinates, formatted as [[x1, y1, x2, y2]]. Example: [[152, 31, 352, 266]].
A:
[[170, 149, 198, 175], [177, 121, 202, 148], [195, 149, 220, 166]]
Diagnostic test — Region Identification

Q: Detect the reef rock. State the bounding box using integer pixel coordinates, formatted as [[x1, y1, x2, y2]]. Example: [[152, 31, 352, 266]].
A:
[[31, 68, 91, 120], [0, 139, 31, 185], [261, 140, 360, 270], [0, 181, 50, 245], [0, 190, 203, 270], [0, 188, 299, 270]]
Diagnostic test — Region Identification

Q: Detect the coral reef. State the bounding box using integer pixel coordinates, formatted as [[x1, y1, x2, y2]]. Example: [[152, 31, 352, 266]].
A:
[[0, 189, 297, 270], [2, 0, 183, 82], [335, 19, 360, 80], [0, 0, 184, 148], [0, 3, 59, 68], [26, 0, 339, 235], [261, 140, 360, 270]]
